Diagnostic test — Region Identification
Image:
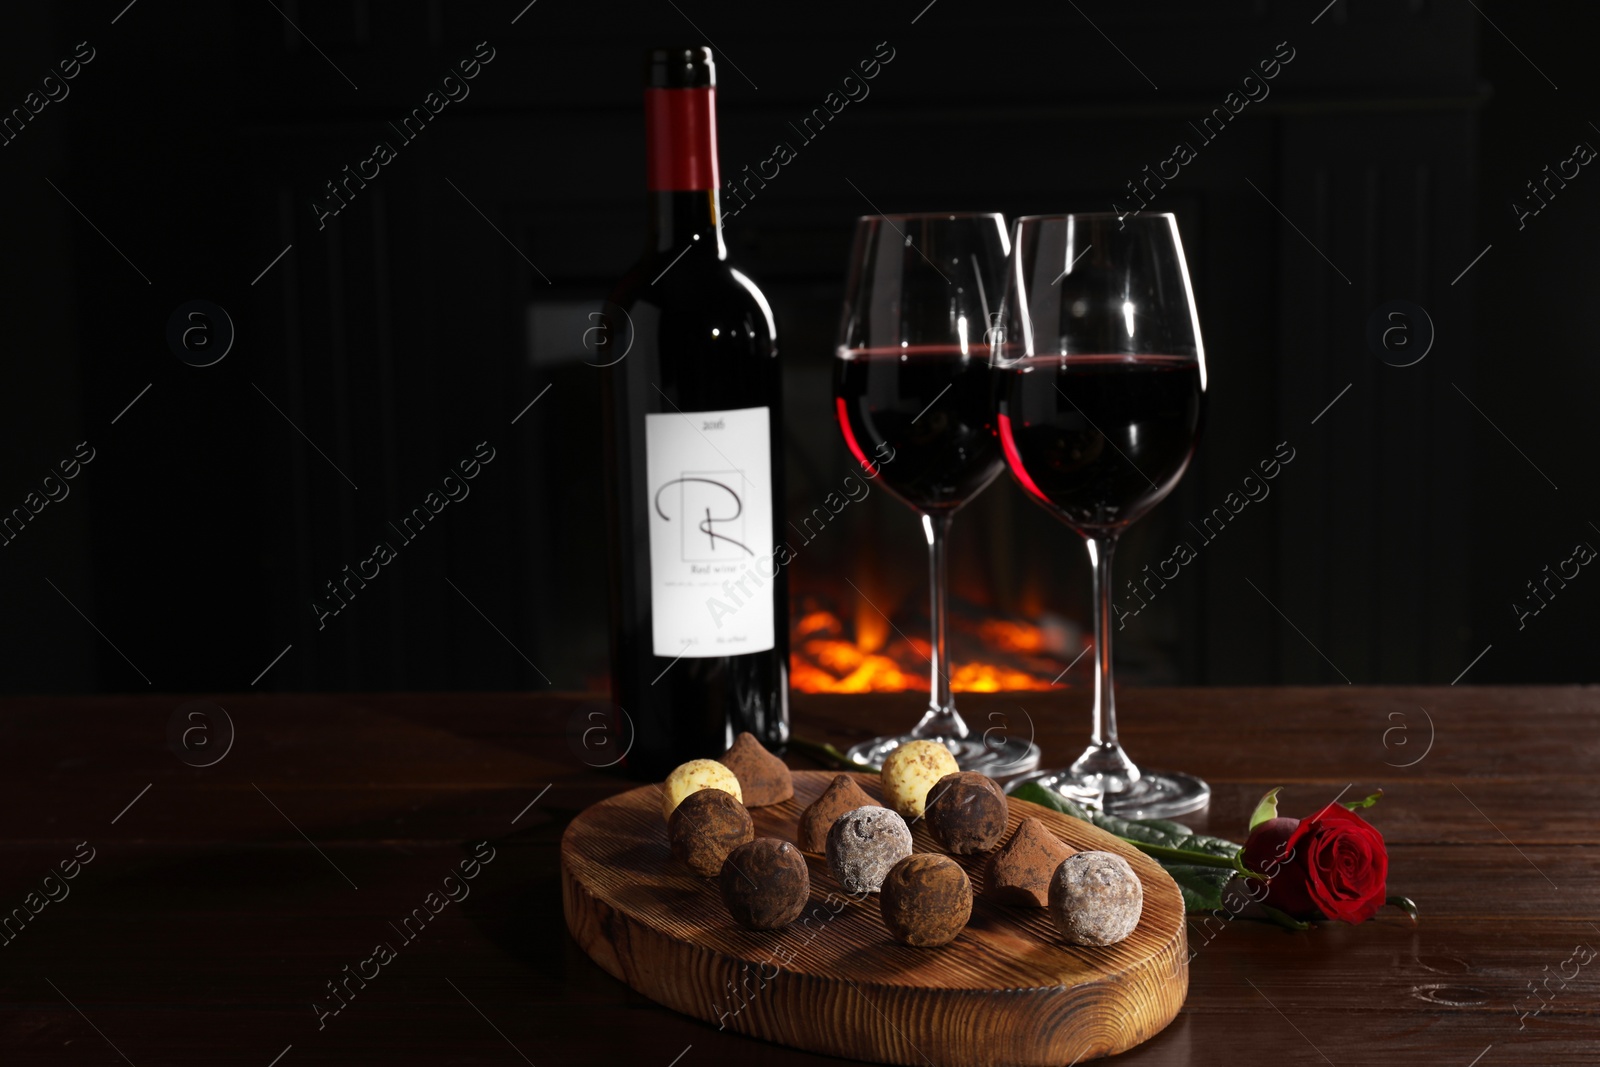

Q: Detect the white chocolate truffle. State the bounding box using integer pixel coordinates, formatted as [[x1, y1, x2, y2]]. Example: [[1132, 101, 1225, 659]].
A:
[[1049, 850, 1144, 946], [661, 759, 743, 822], [880, 740, 961, 818]]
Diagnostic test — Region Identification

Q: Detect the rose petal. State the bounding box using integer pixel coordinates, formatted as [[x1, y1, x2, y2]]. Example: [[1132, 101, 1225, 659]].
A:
[[1288, 803, 1389, 924]]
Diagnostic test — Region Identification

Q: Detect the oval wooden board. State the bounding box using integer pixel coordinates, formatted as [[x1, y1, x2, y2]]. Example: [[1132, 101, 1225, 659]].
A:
[[561, 771, 1187, 1066]]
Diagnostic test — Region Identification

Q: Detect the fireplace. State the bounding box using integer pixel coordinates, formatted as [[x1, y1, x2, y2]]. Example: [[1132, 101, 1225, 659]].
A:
[[789, 594, 1077, 694]]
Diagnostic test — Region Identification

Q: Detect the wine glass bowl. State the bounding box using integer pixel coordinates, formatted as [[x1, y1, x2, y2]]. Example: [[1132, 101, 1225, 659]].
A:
[[833, 212, 1041, 776], [993, 213, 1209, 817]]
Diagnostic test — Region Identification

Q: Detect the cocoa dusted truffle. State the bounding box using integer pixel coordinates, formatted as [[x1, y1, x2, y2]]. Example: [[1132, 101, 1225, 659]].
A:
[[984, 817, 1076, 906], [797, 774, 882, 853], [720, 837, 810, 930], [669, 788, 754, 877], [826, 806, 913, 894], [925, 771, 1008, 854], [1049, 850, 1144, 946], [879, 854, 972, 947], [717, 732, 794, 807]]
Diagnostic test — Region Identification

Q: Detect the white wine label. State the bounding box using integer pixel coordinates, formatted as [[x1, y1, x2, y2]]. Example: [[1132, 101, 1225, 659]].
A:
[[644, 405, 775, 658]]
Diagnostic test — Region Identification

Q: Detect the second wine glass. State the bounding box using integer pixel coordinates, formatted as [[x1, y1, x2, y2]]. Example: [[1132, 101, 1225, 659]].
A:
[[993, 213, 1209, 817], [834, 212, 1040, 775]]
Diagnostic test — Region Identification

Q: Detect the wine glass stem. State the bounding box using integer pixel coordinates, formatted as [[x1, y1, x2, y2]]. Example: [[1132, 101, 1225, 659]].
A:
[[911, 511, 968, 740], [1088, 534, 1121, 750]]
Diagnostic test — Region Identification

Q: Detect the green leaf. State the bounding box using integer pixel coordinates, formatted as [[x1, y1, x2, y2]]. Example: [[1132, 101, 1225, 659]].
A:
[[1260, 904, 1313, 931], [1009, 781, 1089, 817], [1091, 812, 1180, 846], [1386, 894, 1420, 921], [1166, 865, 1234, 912], [1010, 782, 1247, 872], [1248, 787, 1283, 831], [1127, 841, 1248, 872], [1187, 834, 1251, 860], [1341, 789, 1384, 811], [1021, 788, 1098, 823]]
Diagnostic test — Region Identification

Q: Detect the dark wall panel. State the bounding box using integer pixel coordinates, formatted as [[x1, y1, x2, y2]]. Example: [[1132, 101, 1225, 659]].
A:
[[4, 0, 1591, 694]]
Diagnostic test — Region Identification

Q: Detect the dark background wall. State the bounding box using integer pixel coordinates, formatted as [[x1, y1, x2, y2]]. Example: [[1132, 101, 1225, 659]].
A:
[[0, 0, 1590, 694]]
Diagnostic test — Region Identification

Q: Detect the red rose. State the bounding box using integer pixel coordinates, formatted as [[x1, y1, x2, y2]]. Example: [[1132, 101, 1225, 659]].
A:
[[1241, 803, 1388, 924], [1241, 816, 1315, 916]]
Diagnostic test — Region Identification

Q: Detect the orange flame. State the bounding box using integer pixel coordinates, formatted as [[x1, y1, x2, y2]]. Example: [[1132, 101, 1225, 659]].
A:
[[977, 618, 1046, 654], [791, 608, 1056, 693]]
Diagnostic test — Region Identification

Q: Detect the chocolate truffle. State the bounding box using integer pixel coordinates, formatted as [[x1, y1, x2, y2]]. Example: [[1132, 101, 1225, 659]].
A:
[[661, 758, 742, 822], [880, 854, 973, 947], [826, 805, 913, 894], [881, 740, 961, 819], [925, 771, 1008, 854], [798, 774, 882, 852], [717, 732, 794, 807], [720, 837, 810, 930], [1049, 850, 1144, 946], [984, 817, 1077, 906], [669, 788, 754, 877]]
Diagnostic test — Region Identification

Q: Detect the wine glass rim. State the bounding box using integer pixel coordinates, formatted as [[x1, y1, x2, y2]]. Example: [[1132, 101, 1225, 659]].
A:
[[855, 211, 1005, 222], [1013, 211, 1176, 222]]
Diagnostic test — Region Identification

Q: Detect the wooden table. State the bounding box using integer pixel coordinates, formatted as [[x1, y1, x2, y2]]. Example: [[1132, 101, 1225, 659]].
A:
[[2, 688, 1595, 1065]]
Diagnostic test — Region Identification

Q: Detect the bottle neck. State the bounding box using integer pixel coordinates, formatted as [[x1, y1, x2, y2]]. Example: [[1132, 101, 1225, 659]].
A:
[[647, 191, 723, 256], [644, 87, 725, 258]]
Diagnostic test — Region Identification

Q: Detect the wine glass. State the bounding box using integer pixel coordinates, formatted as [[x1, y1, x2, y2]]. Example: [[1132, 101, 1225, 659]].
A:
[[833, 212, 1041, 775], [992, 213, 1209, 817]]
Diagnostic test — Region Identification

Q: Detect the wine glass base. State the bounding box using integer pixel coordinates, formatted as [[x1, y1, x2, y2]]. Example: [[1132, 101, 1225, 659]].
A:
[[1007, 766, 1210, 819], [845, 734, 1042, 778]]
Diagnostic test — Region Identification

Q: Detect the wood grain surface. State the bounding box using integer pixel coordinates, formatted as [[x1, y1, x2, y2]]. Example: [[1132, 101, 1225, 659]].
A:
[[562, 771, 1186, 1065], [1, 687, 1597, 1066]]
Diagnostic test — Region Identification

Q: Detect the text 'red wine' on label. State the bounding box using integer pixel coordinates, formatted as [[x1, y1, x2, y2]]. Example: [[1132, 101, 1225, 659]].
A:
[[644, 405, 774, 658]]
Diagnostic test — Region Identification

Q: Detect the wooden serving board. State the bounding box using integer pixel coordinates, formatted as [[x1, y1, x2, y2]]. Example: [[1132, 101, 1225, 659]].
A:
[[561, 771, 1187, 1066]]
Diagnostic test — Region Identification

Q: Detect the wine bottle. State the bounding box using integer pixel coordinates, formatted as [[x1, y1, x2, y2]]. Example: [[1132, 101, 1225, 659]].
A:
[[601, 45, 789, 778]]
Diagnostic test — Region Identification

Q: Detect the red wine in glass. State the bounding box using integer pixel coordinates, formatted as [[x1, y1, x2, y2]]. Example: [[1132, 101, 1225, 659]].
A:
[[997, 354, 1202, 530], [834, 344, 1005, 513], [993, 212, 1210, 818], [831, 212, 1039, 776]]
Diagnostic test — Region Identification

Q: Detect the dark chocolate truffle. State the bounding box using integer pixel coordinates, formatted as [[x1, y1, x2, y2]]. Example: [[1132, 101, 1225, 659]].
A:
[[720, 837, 810, 930], [925, 771, 1008, 854], [984, 816, 1076, 906], [718, 732, 794, 807], [826, 806, 913, 894], [879, 854, 973, 947], [798, 774, 882, 852], [669, 788, 754, 877], [1049, 850, 1144, 946]]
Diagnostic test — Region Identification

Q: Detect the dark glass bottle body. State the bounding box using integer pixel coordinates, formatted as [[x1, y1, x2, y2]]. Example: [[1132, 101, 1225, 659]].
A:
[[602, 184, 788, 779]]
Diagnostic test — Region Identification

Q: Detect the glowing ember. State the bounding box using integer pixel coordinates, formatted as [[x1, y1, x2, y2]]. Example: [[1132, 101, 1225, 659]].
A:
[[791, 606, 1061, 694], [977, 618, 1047, 654], [795, 610, 838, 639], [949, 662, 1053, 692]]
